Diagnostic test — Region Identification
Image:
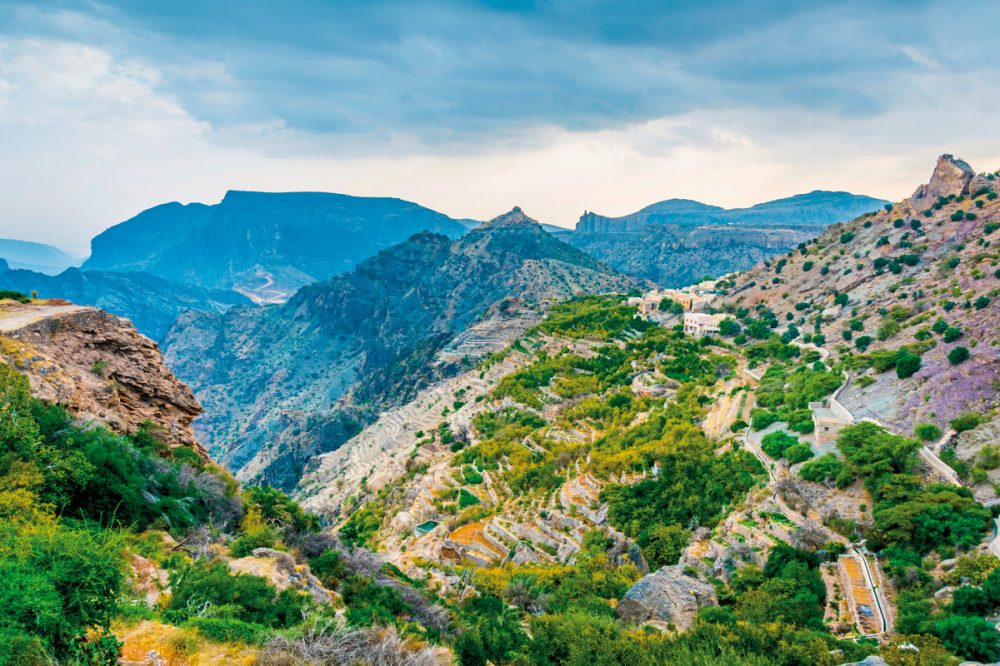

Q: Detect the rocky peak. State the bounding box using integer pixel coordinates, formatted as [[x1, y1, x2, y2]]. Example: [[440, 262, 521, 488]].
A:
[[480, 206, 540, 229], [910, 154, 975, 202]]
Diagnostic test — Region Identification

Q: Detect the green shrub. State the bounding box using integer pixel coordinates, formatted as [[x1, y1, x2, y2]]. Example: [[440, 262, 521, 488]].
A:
[[914, 423, 942, 442], [784, 443, 814, 464], [948, 346, 970, 365], [308, 549, 347, 589], [185, 617, 269, 645], [761, 431, 801, 459], [799, 454, 853, 487], [943, 326, 963, 342], [167, 560, 306, 629], [895, 350, 921, 379], [951, 413, 982, 433]]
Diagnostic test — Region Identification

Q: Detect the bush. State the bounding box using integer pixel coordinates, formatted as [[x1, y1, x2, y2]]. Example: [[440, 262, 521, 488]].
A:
[[943, 326, 963, 343], [951, 413, 982, 433], [799, 454, 853, 487], [185, 617, 268, 644], [761, 431, 800, 459], [895, 350, 922, 379], [784, 443, 815, 464], [308, 549, 347, 588], [914, 423, 942, 442], [167, 560, 306, 629], [948, 346, 970, 365]]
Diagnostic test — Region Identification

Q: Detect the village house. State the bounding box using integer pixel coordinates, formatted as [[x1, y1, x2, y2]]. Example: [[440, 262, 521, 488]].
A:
[[683, 312, 725, 337]]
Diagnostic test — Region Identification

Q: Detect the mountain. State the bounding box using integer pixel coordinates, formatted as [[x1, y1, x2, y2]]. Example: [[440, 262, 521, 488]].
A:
[[0, 238, 79, 274], [0, 261, 250, 342], [576, 190, 889, 234], [567, 191, 889, 286], [716, 154, 999, 473], [164, 208, 643, 491], [83, 190, 470, 301]]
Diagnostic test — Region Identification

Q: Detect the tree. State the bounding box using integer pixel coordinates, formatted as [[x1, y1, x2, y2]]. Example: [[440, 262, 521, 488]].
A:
[[638, 525, 690, 569], [933, 614, 999, 663], [718, 318, 741, 336]]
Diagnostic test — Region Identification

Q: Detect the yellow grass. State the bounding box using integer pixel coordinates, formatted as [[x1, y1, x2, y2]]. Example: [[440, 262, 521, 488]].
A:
[[114, 620, 257, 666]]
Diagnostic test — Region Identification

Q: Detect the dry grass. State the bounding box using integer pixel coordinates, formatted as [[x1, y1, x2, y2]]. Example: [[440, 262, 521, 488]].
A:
[[115, 619, 258, 666]]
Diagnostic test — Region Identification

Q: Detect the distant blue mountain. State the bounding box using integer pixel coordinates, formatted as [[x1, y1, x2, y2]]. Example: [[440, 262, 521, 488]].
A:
[[575, 190, 889, 233], [0, 238, 79, 274], [0, 260, 249, 342], [84, 191, 470, 301]]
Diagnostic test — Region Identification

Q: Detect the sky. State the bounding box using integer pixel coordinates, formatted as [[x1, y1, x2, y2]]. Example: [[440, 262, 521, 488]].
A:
[[2, 1, 999, 254]]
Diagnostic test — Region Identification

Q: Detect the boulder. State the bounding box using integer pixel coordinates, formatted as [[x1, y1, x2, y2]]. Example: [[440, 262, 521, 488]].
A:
[[911, 154, 975, 203], [615, 565, 717, 631], [228, 547, 332, 603]]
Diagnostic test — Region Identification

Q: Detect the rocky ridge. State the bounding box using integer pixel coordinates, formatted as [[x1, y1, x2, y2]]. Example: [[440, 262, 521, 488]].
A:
[[0, 302, 204, 453], [164, 208, 644, 490]]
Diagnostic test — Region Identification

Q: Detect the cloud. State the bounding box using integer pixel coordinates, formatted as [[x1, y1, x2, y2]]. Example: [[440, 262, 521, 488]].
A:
[[0, 1, 998, 252]]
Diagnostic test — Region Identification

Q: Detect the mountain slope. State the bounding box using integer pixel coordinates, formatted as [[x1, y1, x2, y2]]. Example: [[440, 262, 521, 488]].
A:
[[164, 208, 643, 490], [568, 191, 888, 286], [83, 190, 470, 301], [0, 238, 78, 274], [0, 261, 250, 342], [717, 154, 999, 438]]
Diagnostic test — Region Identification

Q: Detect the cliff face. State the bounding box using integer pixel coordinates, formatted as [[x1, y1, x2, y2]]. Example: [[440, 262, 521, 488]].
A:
[[164, 208, 643, 490], [569, 191, 888, 285], [567, 224, 815, 287], [0, 303, 204, 454], [84, 191, 470, 301]]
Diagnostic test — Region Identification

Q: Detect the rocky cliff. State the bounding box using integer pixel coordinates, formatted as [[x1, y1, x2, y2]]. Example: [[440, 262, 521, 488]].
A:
[[164, 208, 643, 490], [84, 190, 469, 301], [0, 302, 204, 454], [568, 191, 887, 285]]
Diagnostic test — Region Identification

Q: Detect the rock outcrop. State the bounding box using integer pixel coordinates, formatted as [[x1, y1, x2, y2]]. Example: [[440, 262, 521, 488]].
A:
[[910, 154, 975, 203], [228, 547, 332, 603], [615, 565, 718, 631], [0, 303, 204, 453]]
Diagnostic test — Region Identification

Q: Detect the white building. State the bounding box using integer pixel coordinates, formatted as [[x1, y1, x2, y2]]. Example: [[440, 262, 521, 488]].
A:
[[683, 312, 725, 337]]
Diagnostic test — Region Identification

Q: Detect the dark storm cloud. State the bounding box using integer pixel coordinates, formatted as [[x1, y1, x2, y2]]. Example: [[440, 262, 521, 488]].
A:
[[4, 0, 988, 143]]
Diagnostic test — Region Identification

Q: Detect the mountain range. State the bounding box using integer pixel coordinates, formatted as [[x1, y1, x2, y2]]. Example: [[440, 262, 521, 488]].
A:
[[163, 208, 642, 490], [564, 191, 889, 286], [83, 190, 471, 302], [0, 238, 79, 274], [0, 260, 249, 342]]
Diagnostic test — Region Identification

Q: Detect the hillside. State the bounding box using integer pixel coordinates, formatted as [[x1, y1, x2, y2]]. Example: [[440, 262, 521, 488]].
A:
[[0, 261, 250, 342], [298, 287, 999, 664], [164, 208, 644, 491], [0, 304, 454, 665], [83, 190, 469, 301], [716, 155, 999, 436], [0, 238, 78, 274], [567, 191, 887, 286]]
